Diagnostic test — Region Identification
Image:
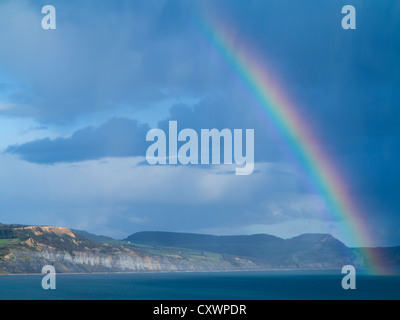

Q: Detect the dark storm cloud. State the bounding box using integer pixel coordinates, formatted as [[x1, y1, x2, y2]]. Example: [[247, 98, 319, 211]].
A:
[[5, 118, 150, 164]]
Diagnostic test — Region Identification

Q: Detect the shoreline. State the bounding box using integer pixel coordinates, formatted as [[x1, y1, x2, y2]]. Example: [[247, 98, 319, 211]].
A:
[[0, 267, 360, 277]]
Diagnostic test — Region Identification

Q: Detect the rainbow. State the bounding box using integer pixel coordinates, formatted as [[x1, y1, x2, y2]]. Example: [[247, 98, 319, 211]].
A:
[[195, 12, 385, 274]]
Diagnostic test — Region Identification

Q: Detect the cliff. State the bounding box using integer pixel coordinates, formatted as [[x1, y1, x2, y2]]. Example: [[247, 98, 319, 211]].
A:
[[1, 224, 398, 274], [0, 224, 258, 274], [126, 232, 363, 270]]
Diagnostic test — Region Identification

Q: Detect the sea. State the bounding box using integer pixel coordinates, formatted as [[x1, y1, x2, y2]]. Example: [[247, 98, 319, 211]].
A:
[[0, 270, 399, 300]]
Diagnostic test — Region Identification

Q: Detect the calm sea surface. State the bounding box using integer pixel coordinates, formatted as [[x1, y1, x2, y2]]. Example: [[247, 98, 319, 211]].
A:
[[0, 270, 399, 300]]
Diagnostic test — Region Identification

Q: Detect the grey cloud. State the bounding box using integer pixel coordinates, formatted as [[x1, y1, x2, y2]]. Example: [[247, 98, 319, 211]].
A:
[[5, 118, 150, 164]]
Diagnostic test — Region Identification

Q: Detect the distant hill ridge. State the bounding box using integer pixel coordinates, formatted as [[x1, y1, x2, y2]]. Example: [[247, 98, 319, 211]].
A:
[[125, 231, 355, 268], [126, 231, 284, 249]]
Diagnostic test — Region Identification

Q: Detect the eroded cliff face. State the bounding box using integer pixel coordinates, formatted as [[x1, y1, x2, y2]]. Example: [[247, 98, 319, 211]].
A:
[[0, 225, 261, 274], [0, 225, 370, 274], [1, 246, 364, 274], [1, 248, 260, 274]]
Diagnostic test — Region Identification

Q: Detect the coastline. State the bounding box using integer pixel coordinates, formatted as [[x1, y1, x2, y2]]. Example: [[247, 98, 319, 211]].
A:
[[0, 268, 353, 277]]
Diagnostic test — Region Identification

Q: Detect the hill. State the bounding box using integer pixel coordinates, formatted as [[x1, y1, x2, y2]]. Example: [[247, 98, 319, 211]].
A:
[[1, 224, 399, 274], [0, 224, 253, 274], [125, 231, 358, 269], [72, 229, 114, 244]]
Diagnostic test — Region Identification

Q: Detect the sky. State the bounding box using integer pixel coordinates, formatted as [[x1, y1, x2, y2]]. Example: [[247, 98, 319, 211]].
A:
[[0, 0, 399, 247]]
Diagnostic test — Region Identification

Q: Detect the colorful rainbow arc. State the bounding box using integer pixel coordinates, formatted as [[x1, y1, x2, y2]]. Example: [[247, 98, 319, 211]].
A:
[[196, 13, 384, 274]]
